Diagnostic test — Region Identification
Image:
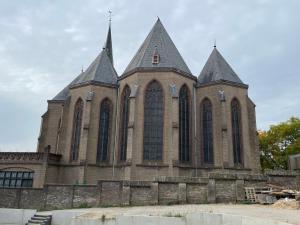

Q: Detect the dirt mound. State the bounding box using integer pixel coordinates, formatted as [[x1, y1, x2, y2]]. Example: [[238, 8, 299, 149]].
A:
[[272, 199, 300, 210]]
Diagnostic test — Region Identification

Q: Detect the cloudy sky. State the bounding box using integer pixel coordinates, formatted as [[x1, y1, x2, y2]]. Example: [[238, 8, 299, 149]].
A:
[[0, 0, 299, 152]]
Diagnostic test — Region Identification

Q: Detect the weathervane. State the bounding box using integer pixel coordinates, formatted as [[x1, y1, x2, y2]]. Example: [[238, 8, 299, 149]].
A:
[[108, 10, 112, 25]]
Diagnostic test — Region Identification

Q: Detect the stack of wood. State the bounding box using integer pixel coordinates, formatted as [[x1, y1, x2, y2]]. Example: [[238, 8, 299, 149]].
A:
[[267, 184, 298, 199], [245, 184, 299, 205]]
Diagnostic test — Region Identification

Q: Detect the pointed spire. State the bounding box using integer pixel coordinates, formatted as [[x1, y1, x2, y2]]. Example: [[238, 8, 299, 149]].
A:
[[123, 18, 191, 75], [105, 11, 113, 65], [198, 48, 244, 85]]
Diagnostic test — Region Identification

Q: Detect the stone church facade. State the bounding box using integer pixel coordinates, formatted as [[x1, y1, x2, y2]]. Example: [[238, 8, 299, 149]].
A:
[[0, 19, 260, 188]]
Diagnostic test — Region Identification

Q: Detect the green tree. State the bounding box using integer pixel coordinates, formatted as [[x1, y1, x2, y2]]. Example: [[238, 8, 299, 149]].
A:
[[259, 117, 300, 170]]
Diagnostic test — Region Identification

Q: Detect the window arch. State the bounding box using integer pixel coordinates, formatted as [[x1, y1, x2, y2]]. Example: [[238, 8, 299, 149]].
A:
[[70, 98, 83, 161], [97, 98, 112, 162], [119, 85, 131, 161], [143, 80, 164, 160], [231, 98, 243, 165], [179, 85, 190, 162], [201, 98, 213, 164]]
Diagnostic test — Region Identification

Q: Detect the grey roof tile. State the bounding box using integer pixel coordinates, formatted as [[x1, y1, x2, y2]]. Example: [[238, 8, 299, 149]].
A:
[[52, 49, 118, 101], [73, 49, 118, 85], [123, 19, 191, 75], [52, 73, 82, 101], [105, 24, 113, 65], [198, 47, 244, 84]]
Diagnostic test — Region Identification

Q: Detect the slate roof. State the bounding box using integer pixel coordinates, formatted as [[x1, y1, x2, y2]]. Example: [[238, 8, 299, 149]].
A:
[[72, 49, 118, 86], [123, 18, 191, 75], [105, 24, 113, 65], [198, 47, 244, 85], [52, 74, 81, 101], [52, 49, 118, 101]]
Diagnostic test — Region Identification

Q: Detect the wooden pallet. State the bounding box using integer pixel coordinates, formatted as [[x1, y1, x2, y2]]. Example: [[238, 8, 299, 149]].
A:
[[255, 187, 272, 194], [245, 187, 257, 203]]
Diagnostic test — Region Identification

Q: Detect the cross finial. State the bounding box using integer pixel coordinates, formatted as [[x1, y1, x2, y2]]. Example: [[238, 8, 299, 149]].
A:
[[108, 10, 112, 25]]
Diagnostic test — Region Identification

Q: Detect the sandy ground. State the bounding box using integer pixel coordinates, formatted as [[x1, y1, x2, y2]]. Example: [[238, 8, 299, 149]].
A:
[[62, 204, 300, 225]]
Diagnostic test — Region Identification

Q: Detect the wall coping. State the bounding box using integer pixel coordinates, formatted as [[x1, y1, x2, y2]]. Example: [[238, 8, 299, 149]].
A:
[[154, 176, 209, 184], [208, 173, 267, 181], [98, 180, 153, 187], [264, 169, 300, 177]]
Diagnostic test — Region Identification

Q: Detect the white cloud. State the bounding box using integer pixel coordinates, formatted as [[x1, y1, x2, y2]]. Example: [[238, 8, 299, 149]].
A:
[[64, 27, 79, 34]]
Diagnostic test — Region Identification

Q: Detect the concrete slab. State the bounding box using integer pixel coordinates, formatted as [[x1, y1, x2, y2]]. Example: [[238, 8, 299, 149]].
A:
[[222, 214, 242, 225], [242, 216, 292, 225], [116, 215, 185, 225], [203, 213, 222, 225], [50, 209, 87, 225], [71, 218, 115, 225], [186, 213, 204, 225], [34, 205, 297, 225], [0, 208, 36, 225]]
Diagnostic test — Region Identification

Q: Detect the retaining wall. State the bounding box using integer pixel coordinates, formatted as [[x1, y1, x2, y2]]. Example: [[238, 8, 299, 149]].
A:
[[0, 172, 299, 210]]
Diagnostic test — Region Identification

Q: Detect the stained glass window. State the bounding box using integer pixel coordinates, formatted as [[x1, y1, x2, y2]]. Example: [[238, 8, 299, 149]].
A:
[[179, 85, 190, 162], [231, 98, 243, 165], [97, 99, 111, 162], [143, 81, 164, 160], [70, 99, 83, 161], [202, 98, 213, 164], [119, 86, 131, 161]]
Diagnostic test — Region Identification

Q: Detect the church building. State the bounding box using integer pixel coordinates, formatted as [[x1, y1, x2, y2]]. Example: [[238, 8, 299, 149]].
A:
[[0, 19, 260, 188]]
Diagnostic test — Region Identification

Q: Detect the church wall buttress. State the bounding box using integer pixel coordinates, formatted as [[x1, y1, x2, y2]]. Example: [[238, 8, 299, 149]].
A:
[[247, 97, 261, 172], [41, 102, 64, 154], [37, 111, 49, 152], [57, 97, 71, 158]]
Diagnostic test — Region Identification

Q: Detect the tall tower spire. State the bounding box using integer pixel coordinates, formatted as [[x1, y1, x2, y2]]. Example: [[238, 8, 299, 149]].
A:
[[105, 10, 113, 65]]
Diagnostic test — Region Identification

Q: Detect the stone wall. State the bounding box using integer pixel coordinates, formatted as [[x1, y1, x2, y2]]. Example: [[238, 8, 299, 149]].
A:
[[264, 170, 300, 189], [0, 174, 281, 210]]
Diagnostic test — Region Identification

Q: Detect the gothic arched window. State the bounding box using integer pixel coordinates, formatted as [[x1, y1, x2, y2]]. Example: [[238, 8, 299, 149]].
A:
[[143, 80, 164, 160], [202, 98, 213, 164], [231, 98, 243, 165], [97, 99, 111, 162], [70, 98, 83, 161], [119, 85, 131, 161], [179, 85, 190, 162]]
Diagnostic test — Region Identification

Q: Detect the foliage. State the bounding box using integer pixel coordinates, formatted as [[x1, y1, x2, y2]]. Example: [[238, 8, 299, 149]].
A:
[[78, 202, 91, 208], [259, 117, 300, 170]]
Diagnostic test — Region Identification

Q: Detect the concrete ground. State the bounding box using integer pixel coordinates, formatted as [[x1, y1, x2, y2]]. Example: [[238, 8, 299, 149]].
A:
[[43, 204, 300, 225]]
